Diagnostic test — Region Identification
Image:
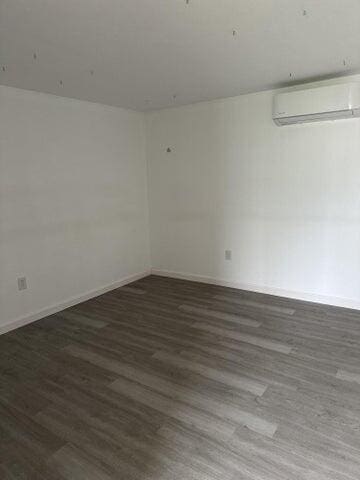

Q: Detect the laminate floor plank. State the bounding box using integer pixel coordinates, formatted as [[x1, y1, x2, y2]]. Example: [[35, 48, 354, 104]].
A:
[[152, 349, 268, 396], [1, 274, 360, 479], [336, 369, 360, 385], [118, 286, 147, 295], [192, 322, 293, 354], [109, 361, 277, 437], [214, 294, 296, 316], [110, 375, 237, 441], [179, 304, 262, 328], [48, 444, 115, 480], [229, 426, 357, 480], [56, 310, 109, 329]]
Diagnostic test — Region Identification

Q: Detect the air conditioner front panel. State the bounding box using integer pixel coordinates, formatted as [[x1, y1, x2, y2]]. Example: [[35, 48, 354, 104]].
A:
[[273, 83, 360, 124]]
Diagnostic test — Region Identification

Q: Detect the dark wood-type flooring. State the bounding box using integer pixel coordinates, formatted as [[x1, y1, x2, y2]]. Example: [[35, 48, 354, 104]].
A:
[[1, 275, 360, 479]]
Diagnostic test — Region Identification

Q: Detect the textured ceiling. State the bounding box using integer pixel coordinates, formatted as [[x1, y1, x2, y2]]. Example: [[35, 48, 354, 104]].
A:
[[1, 0, 359, 111]]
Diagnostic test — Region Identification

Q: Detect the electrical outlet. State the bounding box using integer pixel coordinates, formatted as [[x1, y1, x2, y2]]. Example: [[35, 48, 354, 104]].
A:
[[17, 277, 27, 291], [225, 250, 232, 261]]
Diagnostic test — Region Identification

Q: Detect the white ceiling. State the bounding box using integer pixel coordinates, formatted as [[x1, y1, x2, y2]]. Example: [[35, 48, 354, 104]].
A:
[[1, 0, 359, 111]]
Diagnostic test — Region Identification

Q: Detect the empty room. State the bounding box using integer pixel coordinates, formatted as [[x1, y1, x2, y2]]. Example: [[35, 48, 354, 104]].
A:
[[1, 1, 360, 479]]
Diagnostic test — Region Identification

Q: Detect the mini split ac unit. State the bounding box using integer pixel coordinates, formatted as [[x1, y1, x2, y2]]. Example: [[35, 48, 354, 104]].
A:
[[273, 82, 360, 126]]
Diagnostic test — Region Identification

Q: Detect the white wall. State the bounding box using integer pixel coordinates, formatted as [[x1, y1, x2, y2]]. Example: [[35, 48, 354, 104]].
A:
[[0, 86, 150, 331], [146, 75, 360, 308], [2, 75, 360, 331]]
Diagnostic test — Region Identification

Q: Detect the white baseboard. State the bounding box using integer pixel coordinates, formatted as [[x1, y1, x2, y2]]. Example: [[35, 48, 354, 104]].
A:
[[151, 268, 360, 311], [0, 270, 151, 336]]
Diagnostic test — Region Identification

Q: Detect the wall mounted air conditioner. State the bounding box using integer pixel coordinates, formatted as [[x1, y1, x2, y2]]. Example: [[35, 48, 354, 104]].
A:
[[273, 82, 360, 126]]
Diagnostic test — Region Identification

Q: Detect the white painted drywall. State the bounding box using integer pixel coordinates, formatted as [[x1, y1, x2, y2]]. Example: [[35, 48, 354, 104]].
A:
[[0, 86, 150, 330], [146, 75, 360, 308], [2, 73, 360, 330]]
